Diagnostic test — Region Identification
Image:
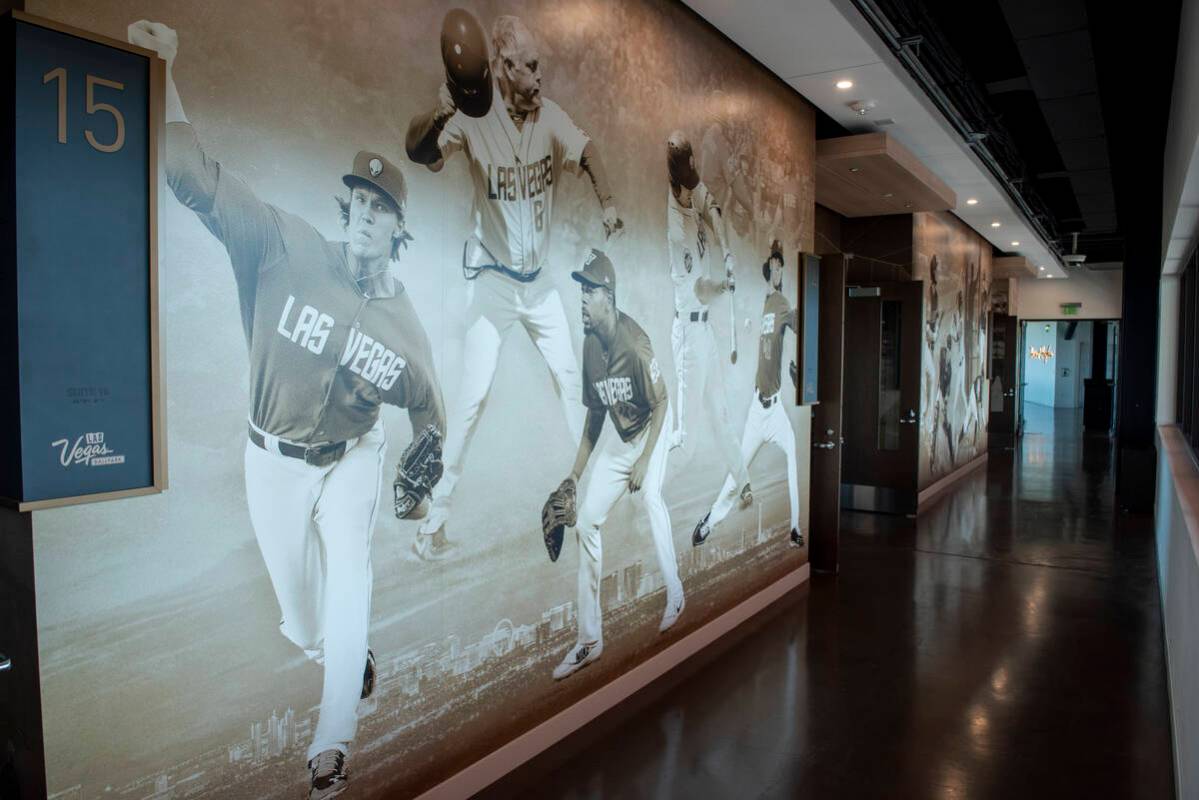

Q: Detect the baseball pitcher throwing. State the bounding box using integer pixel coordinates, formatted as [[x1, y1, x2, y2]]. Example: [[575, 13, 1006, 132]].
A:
[[131, 21, 446, 800], [550, 250, 683, 680], [665, 132, 752, 502], [693, 243, 803, 548], [406, 13, 623, 559]]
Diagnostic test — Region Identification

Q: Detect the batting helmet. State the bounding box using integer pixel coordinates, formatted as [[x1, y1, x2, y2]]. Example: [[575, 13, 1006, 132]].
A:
[[762, 240, 784, 282], [441, 9, 492, 118], [667, 131, 700, 191]]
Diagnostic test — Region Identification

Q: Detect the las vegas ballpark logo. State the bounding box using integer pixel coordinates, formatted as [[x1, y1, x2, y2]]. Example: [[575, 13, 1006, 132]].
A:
[[50, 431, 126, 468]]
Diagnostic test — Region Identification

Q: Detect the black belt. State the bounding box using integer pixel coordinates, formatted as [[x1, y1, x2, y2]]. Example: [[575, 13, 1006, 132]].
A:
[[249, 426, 347, 467], [470, 262, 541, 283], [759, 393, 777, 409], [676, 310, 709, 322]]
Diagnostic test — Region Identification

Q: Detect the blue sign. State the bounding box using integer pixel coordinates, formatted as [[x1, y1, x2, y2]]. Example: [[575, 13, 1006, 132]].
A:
[[11, 16, 161, 507]]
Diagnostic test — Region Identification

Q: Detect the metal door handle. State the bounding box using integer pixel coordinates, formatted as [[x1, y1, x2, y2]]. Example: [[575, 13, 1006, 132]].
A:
[[814, 441, 836, 449], [0, 653, 10, 672], [899, 418, 917, 424]]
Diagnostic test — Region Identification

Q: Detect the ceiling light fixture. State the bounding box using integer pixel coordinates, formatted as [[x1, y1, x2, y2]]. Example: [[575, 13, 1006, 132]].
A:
[[991, 221, 1001, 228], [1011, 241, 1020, 247], [966, 198, 978, 205], [849, 166, 861, 173], [836, 80, 854, 90], [1038, 266, 1045, 271]]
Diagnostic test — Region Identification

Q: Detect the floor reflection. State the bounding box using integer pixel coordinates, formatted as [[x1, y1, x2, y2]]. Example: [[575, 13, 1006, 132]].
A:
[[481, 406, 1172, 799]]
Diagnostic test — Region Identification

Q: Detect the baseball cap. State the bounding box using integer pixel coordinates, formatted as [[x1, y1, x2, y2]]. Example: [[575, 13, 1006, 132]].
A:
[[571, 249, 616, 292], [666, 131, 700, 191], [343, 151, 408, 211]]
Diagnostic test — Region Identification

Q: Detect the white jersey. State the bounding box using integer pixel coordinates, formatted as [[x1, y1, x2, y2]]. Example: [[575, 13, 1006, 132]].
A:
[[439, 91, 589, 276], [667, 181, 720, 315]]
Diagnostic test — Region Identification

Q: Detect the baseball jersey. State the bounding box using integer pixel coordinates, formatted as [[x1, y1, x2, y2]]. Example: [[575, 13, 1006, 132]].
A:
[[583, 312, 668, 443], [667, 182, 720, 315], [756, 290, 797, 397], [438, 90, 589, 276], [166, 122, 442, 444]]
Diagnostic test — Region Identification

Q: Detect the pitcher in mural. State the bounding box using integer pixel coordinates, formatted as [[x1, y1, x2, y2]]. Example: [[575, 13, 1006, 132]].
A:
[[405, 12, 624, 560], [129, 20, 447, 800], [692, 241, 803, 549]]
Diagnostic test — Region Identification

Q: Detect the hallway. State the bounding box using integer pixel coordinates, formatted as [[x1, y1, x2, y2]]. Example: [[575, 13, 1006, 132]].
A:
[[481, 409, 1175, 799]]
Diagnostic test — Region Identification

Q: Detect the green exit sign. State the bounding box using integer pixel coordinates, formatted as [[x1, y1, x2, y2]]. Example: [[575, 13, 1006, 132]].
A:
[[1060, 303, 1082, 316]]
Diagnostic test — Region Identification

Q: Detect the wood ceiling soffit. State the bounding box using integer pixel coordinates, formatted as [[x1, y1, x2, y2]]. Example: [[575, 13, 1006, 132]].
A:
[[816, 133, 956, 218]]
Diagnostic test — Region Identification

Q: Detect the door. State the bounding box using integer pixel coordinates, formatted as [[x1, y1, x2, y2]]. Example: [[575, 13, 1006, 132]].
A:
[[840, 281, 923, 514], [988, 313, 1019, 447], [810, 255, 846, 573]]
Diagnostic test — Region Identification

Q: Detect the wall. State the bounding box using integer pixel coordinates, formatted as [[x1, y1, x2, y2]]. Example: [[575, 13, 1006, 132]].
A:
[[1155, 427, 1199, 800], [911, 211, 991, 489], [1016, 269, 1124, 319], [1024, 322, 1057, 407], [24, 2, 815, 798]]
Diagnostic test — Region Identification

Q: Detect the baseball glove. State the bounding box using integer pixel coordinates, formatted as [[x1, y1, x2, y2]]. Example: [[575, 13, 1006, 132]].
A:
[[541, 477, 577, 562], [790, 360, 798, 389], [394, 425, 444, 520]]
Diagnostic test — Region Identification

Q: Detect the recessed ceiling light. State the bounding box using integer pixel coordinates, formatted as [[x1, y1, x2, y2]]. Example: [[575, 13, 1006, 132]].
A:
[[849, 166, 862, 173], [1011, 241, 1020, 247], [1038, 266, 1045, 271], [966, 198, 979, 205], [881, 192, 894, 198], [991, 221, 1001, 228], [836, 80, 854, 90]]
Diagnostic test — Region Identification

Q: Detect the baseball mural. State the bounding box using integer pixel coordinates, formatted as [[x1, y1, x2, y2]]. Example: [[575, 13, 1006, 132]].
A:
[[26, 1, 815, 798]]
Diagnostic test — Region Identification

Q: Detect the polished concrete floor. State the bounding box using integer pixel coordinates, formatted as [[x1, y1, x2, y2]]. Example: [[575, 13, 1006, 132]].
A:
[[479, 405, 1174, 799]]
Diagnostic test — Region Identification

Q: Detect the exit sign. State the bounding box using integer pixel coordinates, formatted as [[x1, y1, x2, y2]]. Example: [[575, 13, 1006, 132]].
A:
[[1060, 303, 1082, 316]]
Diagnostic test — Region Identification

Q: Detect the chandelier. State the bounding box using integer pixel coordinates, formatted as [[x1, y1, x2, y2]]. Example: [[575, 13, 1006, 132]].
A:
[[1029, 345, 1054, 362]]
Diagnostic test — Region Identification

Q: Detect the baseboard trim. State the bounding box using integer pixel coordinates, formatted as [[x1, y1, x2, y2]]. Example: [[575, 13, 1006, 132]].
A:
[[415, 562, 811, 800], [917, 452, 989, 513]]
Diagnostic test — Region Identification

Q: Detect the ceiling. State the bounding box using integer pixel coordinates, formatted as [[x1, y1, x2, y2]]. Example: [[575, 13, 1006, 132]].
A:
[[683, 0, 1179, 283]]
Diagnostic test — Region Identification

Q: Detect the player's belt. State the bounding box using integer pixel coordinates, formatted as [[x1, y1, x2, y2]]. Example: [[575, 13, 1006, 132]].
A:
[[758, 392, 780, 409], [248, 425, 348, 467], [463, 238, 540, 283], [675, 310, 709, 323]]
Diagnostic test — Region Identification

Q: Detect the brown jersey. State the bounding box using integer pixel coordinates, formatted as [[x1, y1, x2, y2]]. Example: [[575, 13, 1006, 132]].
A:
[[756, 291, 797, 397], [583, 312, 667, 442]]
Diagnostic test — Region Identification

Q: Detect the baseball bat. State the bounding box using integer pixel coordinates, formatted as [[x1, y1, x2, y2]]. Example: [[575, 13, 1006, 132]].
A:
[[728, 266, 737, 364]]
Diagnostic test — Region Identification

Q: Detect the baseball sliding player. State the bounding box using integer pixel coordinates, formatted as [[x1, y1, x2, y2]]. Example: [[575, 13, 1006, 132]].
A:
[[665, 132, 752, 503], [550, 250, 683, 680], [693, 243, 802, 548], [130, 21, 446, 800], [406, 13, 623, 559]]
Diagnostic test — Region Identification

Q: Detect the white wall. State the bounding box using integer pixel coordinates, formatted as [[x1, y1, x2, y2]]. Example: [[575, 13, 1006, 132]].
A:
[[1162, 0, 1199, 260], [1017, 270, 1123, 320], [1024, 322, 1057, 407]]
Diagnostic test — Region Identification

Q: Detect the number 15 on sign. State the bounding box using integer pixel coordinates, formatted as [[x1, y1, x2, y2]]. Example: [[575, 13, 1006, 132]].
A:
[[42, 67, 126, 152]]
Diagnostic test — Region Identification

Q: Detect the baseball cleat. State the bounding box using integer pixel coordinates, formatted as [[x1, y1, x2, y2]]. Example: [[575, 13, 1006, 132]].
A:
[[307, 749, 348, 800], [738, 483, 754, 509], [790, 527, 805, 548], [411, 525, 459, 562], [659, 593, 685, 633], [361, 649, 375, 700], [691, 512, 712, 547], [552, 641, 603, 680]]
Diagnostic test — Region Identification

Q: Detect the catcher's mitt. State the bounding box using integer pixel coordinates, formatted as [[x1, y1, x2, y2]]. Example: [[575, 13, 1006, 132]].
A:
[[541, 477, 576, 562], [394, 425, 444, 520], [790, 360, 798, 389]]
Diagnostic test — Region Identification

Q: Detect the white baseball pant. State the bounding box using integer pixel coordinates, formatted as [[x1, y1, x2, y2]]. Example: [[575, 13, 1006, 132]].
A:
[[670, 316, 749, 487], [243, 418, 386, 761], [422, 269, 583, 534], [708, 392, 799, 532], [575, 406, 680, 646]]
